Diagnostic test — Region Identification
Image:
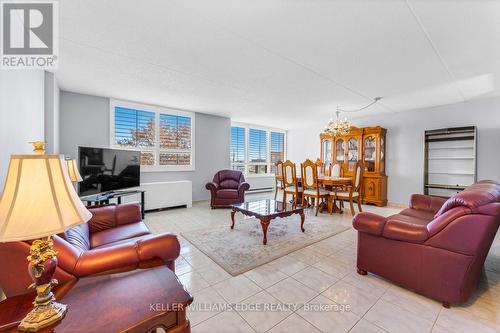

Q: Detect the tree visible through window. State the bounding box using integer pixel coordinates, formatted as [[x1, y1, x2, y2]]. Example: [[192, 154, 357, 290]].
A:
[[114, 107, 156, 165]]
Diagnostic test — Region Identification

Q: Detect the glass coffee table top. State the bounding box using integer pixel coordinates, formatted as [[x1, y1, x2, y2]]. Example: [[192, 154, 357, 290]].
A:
[[231, 199, 302, 217]]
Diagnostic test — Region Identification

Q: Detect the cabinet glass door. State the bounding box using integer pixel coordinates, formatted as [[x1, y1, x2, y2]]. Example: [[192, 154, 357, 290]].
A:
[[322, 140, 332, 166], [335, 139, 345, 162], [380, 137, 385, 173], [364, 136, 376, 172], [348, 138, 358, 170]]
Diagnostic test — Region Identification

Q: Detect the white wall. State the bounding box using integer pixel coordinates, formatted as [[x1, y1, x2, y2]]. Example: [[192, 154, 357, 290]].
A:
[[0, 70, 45, 190], [59, 91, 231, 201], [288, 97, 500, 204]]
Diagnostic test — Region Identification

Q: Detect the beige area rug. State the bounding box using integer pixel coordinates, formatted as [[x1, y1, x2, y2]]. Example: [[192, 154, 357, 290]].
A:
[[181, 213, 350, 276]]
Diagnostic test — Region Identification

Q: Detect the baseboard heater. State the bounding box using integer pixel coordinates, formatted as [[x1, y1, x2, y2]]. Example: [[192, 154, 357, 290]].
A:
[[121, 181, 192, 210], [247, 187, 273, 193]]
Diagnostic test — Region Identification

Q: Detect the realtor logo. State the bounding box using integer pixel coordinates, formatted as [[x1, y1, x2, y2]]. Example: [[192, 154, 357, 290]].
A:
[[1, 0, 58, 69]]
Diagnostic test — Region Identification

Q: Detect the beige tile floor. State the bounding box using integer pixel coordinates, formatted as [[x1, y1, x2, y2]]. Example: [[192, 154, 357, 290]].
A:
[[145, 192, 500, 333]]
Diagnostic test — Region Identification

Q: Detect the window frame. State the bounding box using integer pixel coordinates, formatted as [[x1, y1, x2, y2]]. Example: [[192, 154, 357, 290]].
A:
[[110, 99, 195, 172], [231, 122, 287, 177]]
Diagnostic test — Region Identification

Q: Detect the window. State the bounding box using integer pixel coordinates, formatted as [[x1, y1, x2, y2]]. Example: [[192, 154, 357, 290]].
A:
[[230, 124, 286, 176], [114, 107, 156, 165], [159, 114, 192, 166], [270, 131, 285, 173], [248, 128, 268, 175], [111, 100, 195, 170], [230, 127, 245, 172]]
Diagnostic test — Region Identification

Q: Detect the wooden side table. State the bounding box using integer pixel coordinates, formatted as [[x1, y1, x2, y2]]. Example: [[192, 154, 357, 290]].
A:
[[0, 267, 193, 333]]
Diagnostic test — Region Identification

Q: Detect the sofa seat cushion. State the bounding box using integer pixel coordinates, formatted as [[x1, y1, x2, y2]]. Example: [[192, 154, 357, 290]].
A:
[[399, 208, 435, 222], [382, 213, 430, 243], [90, 222, 150, 248], [217, 189, 239, 199]]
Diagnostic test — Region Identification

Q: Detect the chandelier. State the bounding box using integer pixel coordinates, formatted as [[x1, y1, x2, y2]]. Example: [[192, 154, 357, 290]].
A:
[[323, 109, 351, 136], [323, 97, 382, 136]]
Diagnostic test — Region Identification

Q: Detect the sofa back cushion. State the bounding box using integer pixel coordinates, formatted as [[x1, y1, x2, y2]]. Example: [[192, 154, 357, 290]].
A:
[[435, 180, 500, 217], [115, 203, 142, 226], [87, 204, 117, 233], [61, 223, 91, 251], [216, 170, 244, 190]]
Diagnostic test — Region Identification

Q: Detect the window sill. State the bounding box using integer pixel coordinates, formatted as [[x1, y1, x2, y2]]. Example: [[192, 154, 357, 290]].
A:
[[141, 166, 195, 173], [246, 174, 275, 178]]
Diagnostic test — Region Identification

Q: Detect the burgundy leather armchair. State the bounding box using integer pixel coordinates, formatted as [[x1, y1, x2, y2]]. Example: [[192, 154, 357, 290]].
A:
[[353, 180, 500, 307], [0, 203, 180, 298], [206, 170, 250, 208]]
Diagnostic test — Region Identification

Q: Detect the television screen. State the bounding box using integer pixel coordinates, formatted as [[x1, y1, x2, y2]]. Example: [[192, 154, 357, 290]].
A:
[[78, 147, 140, 196]]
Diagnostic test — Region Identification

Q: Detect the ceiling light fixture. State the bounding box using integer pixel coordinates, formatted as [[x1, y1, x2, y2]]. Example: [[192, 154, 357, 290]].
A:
[[323, 97, 382, 136]]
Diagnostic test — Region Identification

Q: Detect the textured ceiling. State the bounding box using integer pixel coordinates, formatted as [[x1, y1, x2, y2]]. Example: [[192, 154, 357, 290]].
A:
[[55, 0, 500, 129]]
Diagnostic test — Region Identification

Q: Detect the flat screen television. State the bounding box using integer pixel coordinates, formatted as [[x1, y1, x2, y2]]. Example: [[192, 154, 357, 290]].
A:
[[78, 147, 140, 196]]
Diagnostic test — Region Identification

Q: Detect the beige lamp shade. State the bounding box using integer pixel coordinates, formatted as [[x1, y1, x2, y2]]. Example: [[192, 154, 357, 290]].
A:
[[0, 154, 92, 242], [66, 159, 83, 182]]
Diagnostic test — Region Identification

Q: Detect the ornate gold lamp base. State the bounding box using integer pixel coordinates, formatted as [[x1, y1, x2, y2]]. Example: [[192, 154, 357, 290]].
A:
[[18, 236, 67, 332], [18, 289, 67, 332]]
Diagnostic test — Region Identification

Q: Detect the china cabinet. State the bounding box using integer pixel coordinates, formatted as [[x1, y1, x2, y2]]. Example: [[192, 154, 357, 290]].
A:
[[320, 126, 387, 206]]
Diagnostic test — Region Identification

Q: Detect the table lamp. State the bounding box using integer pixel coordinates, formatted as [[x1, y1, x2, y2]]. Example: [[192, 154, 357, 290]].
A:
[[0, 142, 92, 331], [65, 158, 83, 183]]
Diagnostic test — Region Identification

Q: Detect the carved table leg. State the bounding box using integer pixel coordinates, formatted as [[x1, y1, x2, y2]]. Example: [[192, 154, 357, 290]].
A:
[[260, 218, 270, 245], [299, 211, 305, 232], [230, 209, 236, 229]]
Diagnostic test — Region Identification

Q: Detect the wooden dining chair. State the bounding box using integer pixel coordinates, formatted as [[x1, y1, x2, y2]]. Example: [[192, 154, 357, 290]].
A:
[[329, 163, 342, 178], [282, 160, 302, 206], [315, 158, 324, 177], [274, 160, 284, 200], [301, 159, 329, 216], [331, 162, 363, 215]]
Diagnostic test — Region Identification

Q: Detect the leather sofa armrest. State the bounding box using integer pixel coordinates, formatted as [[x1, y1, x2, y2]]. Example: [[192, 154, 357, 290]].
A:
[[409, 194, 447, 214], [353, 212, 387, 236], [137, 233, 180, 263], [383, 216, 429, 243], [205, 182, 219, 193], [238, 182, 250, 194]]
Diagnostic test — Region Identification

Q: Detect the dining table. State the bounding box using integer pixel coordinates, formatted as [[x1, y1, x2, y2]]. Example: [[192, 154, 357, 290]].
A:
[[296, 175, 352, 214]]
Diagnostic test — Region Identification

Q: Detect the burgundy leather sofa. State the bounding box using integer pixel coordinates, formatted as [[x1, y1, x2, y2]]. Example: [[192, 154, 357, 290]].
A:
[[0, 203, 180, 298], [205, 170, 250, 208], [353, 180, 500, 307]]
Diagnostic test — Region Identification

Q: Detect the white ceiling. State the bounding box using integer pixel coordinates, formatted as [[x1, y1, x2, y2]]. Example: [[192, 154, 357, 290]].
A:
[[55, 0, 500, 129]]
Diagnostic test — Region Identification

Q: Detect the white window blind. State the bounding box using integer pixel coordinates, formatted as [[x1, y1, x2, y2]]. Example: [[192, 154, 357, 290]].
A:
[[270, 131, 285, 173], [230, 126, 245, 172], [159, 114, 192, 166]]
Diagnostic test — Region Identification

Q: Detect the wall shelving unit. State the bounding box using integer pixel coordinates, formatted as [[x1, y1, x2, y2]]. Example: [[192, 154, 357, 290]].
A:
[[424, 126, 477, 198]]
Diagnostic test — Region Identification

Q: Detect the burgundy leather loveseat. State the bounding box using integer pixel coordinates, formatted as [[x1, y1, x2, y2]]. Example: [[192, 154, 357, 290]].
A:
[[0, 203, 180, 298], [353, 180, 500, 307], [205, 170, 250, 208]]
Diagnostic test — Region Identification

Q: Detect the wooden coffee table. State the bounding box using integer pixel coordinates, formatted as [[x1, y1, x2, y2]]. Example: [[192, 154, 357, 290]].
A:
[[231, 199, 305, 245]]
